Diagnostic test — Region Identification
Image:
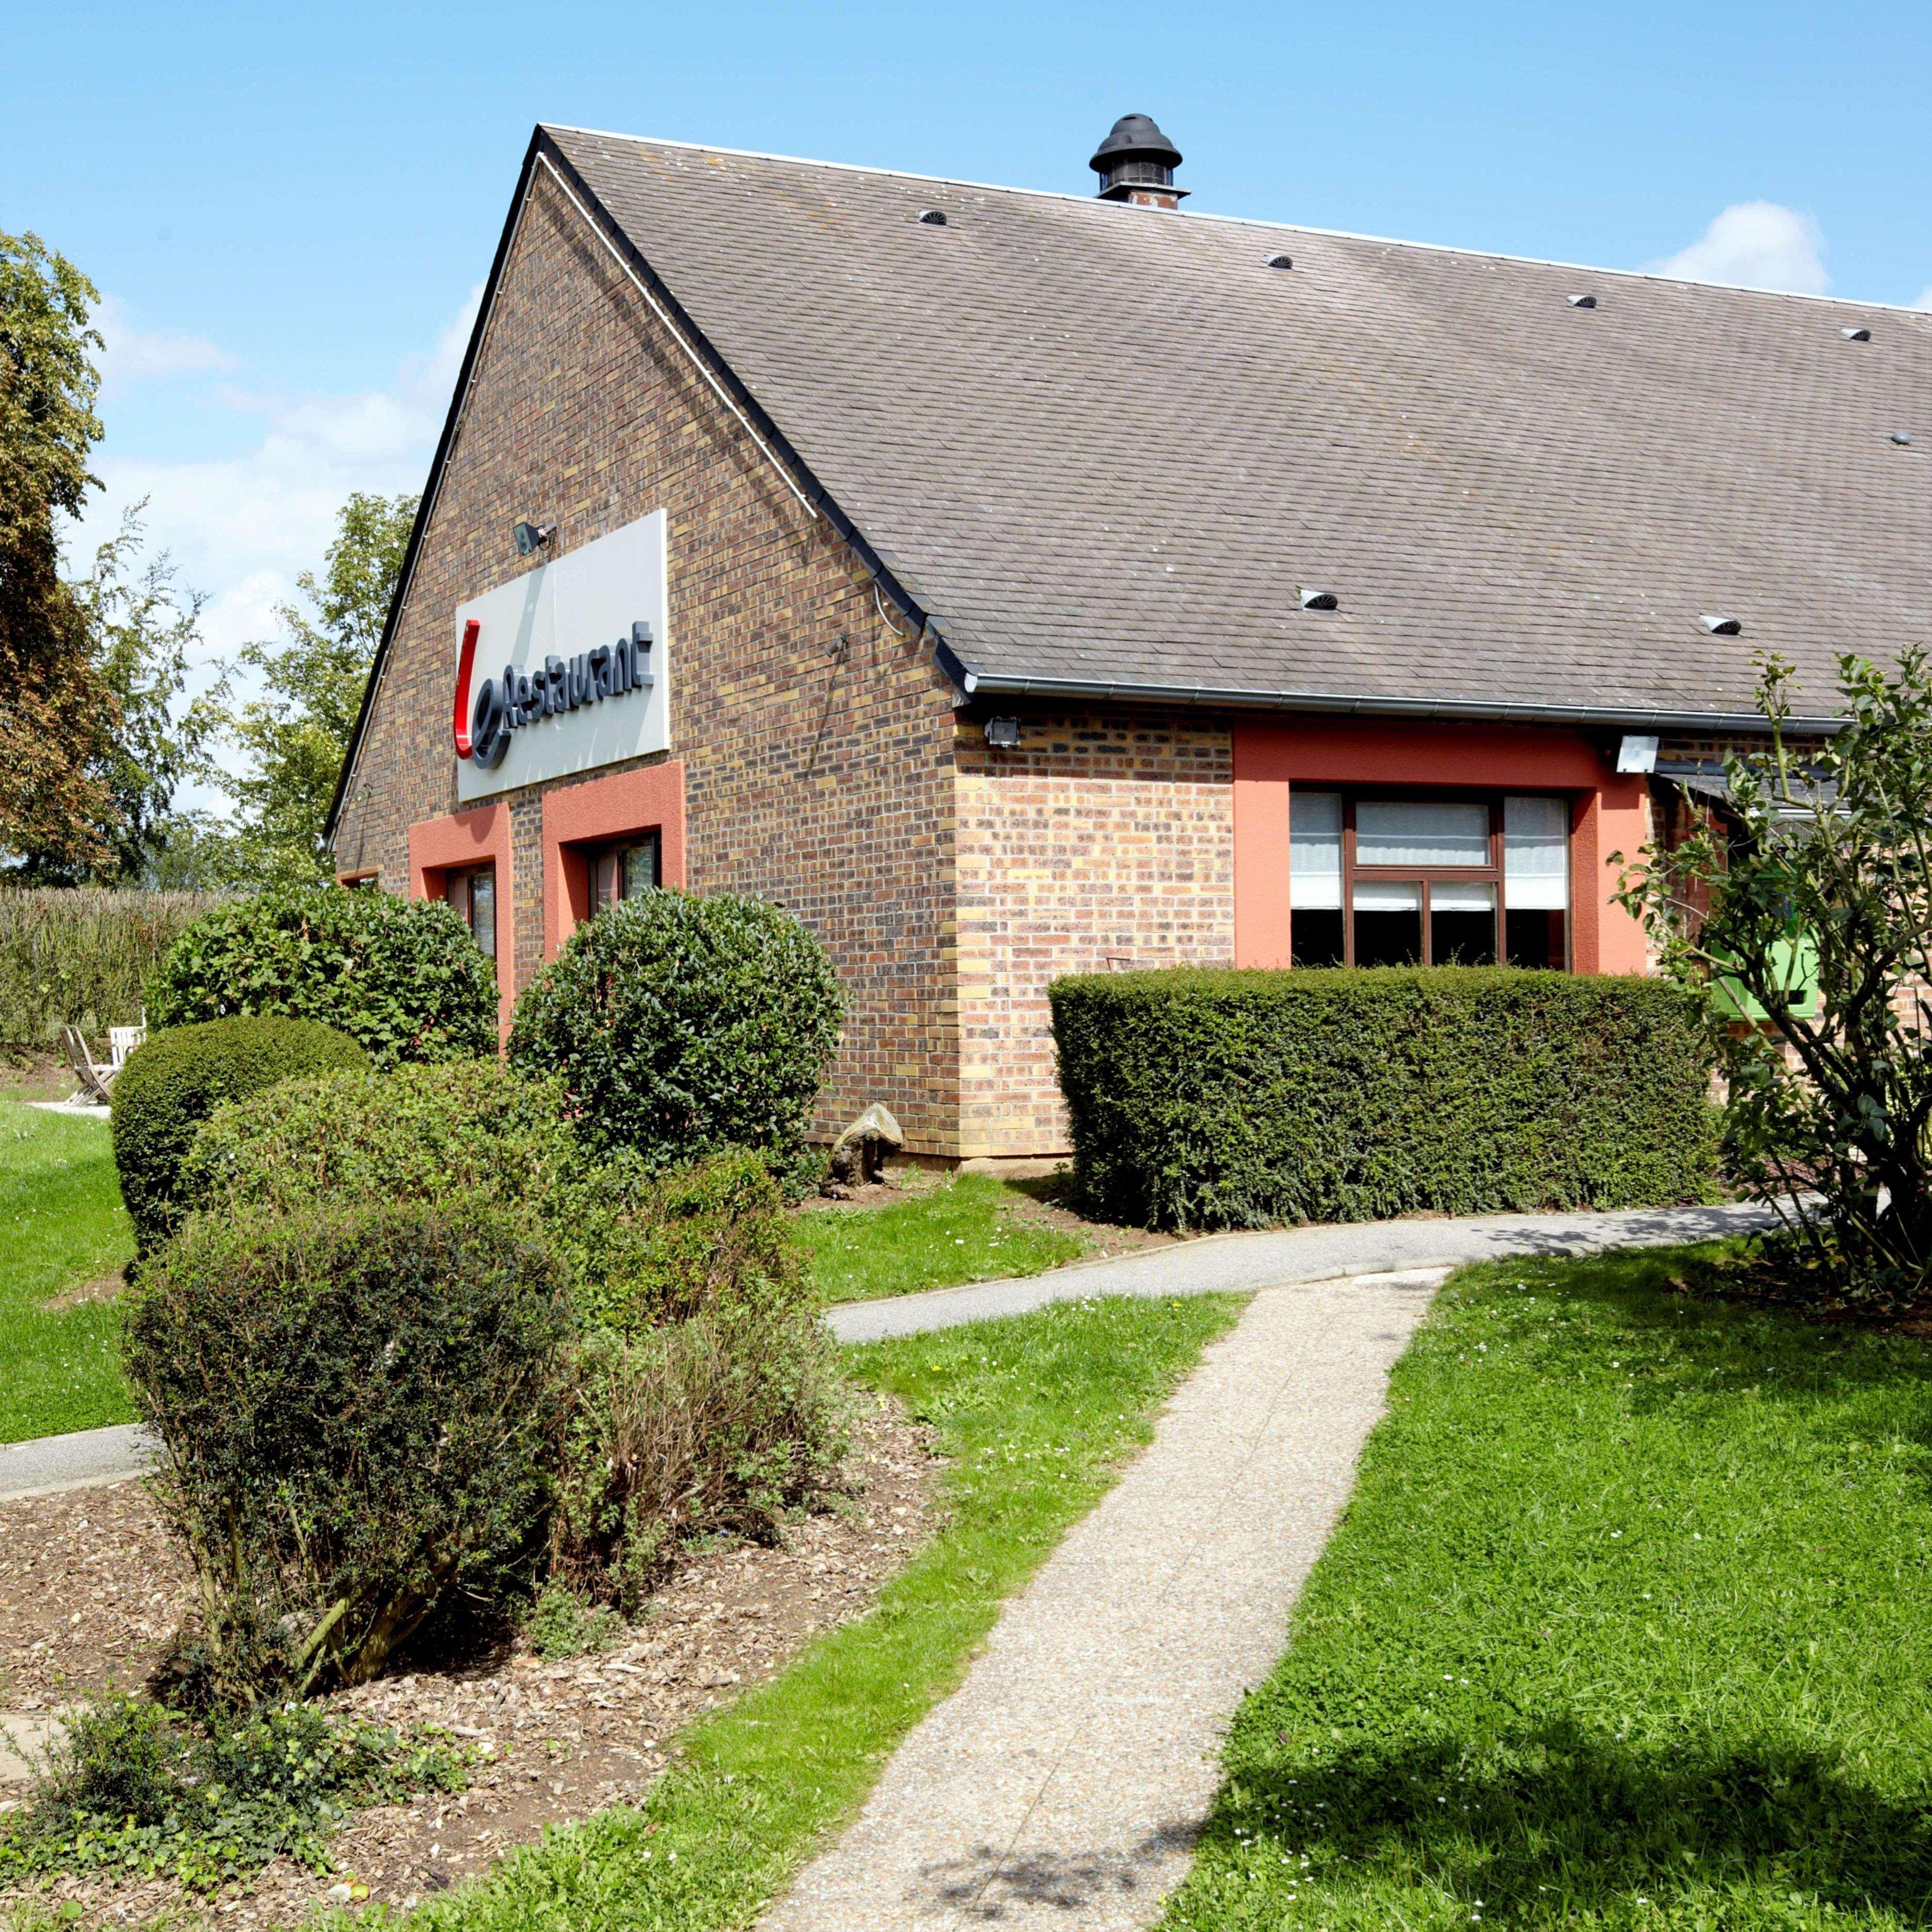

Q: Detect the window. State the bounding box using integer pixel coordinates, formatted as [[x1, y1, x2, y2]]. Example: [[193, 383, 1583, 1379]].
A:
[[590, 832, 662, 913], [446, 864, 496, 960], [1289, 791, 1570, 969], [1502, 795, 1569, 969]]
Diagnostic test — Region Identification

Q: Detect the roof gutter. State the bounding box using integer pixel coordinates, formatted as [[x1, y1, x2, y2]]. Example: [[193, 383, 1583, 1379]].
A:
[[942, 655, 1843, 737]]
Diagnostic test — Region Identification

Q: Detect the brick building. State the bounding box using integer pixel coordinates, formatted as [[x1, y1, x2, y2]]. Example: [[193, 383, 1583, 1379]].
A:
[[326, 116, 1932, 1161]]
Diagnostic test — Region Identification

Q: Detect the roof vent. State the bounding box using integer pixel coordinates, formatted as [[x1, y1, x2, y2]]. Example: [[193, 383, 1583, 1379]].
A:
[[1697, 613, 1743, 636], [917, 208, 948, 226], [1567, 293, 1597, 309], [1267, 253, 1294, 270], [1891, 430, 1915, 446], [1299, 587, 1339, 611], [1090, 113, 1186, 208], [1842, 326, 1872, 342]]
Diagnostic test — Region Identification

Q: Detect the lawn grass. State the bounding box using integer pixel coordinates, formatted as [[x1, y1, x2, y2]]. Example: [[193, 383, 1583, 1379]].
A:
[[396, 1290, 1245, 1932], [0, 1100, 135, 1444], [1160, 1244, 1932, 1932], [796, 1172, 1085, 1304]]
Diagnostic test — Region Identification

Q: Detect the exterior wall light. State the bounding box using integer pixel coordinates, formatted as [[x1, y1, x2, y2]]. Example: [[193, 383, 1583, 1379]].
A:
[[1616, 734, 1660, 774], [513, 520, 556, 557], [984, 717, 1022, 749]]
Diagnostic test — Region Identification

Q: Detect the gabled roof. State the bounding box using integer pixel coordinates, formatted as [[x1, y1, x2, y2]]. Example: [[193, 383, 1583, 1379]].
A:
[[542, 123, 1932, 733]]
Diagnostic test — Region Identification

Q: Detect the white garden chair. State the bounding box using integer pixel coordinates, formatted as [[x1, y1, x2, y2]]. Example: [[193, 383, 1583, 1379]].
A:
[[61, 1026, 118, 1104]]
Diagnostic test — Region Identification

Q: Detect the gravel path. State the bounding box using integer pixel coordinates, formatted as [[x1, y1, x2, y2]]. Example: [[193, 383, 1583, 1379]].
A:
[[826, 1198, 1776, 1343], [766, 1267, 1447, 1931]]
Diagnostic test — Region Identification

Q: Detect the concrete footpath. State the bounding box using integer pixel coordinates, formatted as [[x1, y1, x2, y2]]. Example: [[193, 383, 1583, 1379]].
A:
[[0, 1421, 154, 1502], [765, 1267, 1446, 1932], [0, 1201, 1773, 1502], [826, 1198, 1775, 1343]]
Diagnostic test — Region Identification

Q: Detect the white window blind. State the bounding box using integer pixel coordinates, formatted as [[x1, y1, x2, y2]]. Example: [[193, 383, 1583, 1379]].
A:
[[1504, 796, 1569, 910], [1290, 791, 1343, 909], [1356, 799, 1490, 868], [1431, 881, 1496, 912], [1354, 880, 1422, 912]]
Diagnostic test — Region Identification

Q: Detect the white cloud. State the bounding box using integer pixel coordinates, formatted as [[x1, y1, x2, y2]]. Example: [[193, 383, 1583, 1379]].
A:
[[66, 284, 482, 815], [1914, 287, 1932, 311], [94, 296, 235, 393], [1648, 201, 1830, 296], [71, 283, 482, 627]]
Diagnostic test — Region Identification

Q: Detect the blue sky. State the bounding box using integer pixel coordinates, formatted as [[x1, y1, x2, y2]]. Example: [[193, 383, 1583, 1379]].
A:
[[6, 0, 1930, 722]]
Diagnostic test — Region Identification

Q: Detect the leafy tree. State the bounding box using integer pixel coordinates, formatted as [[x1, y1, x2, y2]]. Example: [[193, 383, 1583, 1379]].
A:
[[220, 491, 416, 879], [1618, 651, 1932, 1305], [0, 230, 118, 878], [67, 507, 223, 884]]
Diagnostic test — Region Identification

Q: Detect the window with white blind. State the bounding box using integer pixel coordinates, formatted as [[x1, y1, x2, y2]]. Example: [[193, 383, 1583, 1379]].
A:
[[1287, 791, 1571, 970]]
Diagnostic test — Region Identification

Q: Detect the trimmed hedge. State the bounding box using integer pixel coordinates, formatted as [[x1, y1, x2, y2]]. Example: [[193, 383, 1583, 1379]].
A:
[[1050, 967, 1720, 1230], [125, 1197, 569, 1698], [508, 890, 845, 1175], [112, 1016, 369, 1250], [181, 1063, 814, 1333], [182, 1060, 575, 1233], [171, 1058, 843, 1615], [146, 884, 497, 1068]]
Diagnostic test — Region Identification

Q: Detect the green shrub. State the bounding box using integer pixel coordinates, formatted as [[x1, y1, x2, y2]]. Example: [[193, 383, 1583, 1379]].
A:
[[525, 1581, 623, 1662], [146, 883, 497, 1068], [566, 1145, 810, 1333], [183, 1057, 575, 1229], [173, 1060, 845, 1620], [0, 1694, 463, 1889], [1620, 650, 1932, 1306], [112, 1015, 369, 1250], [124, 1197, 570, 1700], [182, 1063, 795, 1323], [0, 887, 222, 1049], [1050, 967, 1720, 1231], [547, 1151, 843, 1606], [508, 890, 845, 1173], [551, 1302, 846, 1612]]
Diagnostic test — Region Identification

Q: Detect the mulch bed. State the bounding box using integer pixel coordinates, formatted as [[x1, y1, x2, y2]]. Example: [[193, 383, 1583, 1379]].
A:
[[0, 1392, 939, 1928]]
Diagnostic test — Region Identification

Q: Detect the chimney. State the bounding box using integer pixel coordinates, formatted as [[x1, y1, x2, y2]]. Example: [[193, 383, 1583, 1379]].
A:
[[1089, 113, 1186, 209]]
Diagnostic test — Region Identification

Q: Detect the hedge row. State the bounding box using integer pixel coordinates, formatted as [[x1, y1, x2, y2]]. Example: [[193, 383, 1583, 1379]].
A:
[[1050, 967, 1720, 1231], [0, 889, 222, 1048]]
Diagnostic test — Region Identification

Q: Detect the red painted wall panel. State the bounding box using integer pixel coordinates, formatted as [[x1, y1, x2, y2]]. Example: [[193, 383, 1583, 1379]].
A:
[[1231, 719, 1648, 976]]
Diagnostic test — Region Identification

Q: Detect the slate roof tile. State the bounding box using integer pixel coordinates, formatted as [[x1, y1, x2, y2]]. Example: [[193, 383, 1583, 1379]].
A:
[[546, 125, 1932, 724]]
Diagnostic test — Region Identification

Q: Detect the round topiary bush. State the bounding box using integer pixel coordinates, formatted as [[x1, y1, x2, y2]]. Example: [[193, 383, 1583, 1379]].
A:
[[124, 1195, 569, 1698], [145, 884, 497, 1069], [507, 891, 845, 1172], [112, 1015, 369, 1250]]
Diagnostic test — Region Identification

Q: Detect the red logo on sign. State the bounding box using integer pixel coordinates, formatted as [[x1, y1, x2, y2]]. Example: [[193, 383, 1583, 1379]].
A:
[[451, 619, 481, 758]]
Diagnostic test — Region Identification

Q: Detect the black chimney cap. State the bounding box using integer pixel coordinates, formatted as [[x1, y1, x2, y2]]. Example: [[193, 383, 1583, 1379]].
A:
[[1089, 113, 1182, 175], [1089, 113, 1187, 204]]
